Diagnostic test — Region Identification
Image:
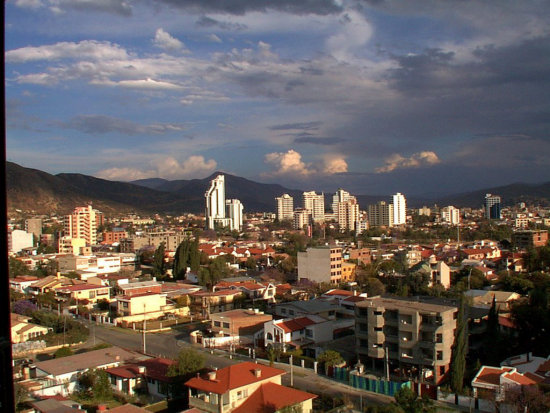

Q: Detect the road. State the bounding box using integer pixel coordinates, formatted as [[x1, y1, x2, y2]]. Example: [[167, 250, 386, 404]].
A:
[[91, 323, 395, 408]]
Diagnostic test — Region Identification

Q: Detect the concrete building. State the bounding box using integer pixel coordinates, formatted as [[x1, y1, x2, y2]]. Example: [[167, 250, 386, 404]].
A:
[[484, 194, 502, 220], [335, 194, 360, 232], [293, 208, 311, 230], [355, 296, 458, 385], [275, 194, 294, 222], [210, 309, 272, 337], [392, 193, 407, 226], [512, 230, 548, 249], [226, 199, 244, 231], [368, 201, 394, 227], [411, 256, 451, 289], [332, 189, 352, 212], [303, 191, 325, 222], [64, 205, 100, 246], [58, 236, 89, 255], [8, 229, 34, 253], [25, 218, 43, 240], [441, 206, 460, 225], [297, 246, 343, 284], [206, 174, 229, 230]]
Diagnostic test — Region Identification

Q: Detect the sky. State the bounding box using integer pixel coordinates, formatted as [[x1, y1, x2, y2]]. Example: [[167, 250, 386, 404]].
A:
[[5, 0, 550, 197]]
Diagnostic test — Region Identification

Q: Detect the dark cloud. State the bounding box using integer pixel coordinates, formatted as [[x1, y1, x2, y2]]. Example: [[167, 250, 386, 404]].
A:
[[269, 121, 323, 131], [58, 0, 132, 16], [161, 0, 343, 16], [195, 16, 247, 31], [294, 136, 345, 145], [59, 115, 187, 135]]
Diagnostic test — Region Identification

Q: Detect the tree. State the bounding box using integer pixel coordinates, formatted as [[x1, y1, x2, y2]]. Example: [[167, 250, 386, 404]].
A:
[[168, 347, 205, 377], [173, 237, 201, 280], [245, 256, 257, 270], [54, 346, 73, 358], [394, 386, 435, 413], [77, 369, 113, 401], [152, 242, 167, 278], [9, 257, 29, 277], [316, 350, 344, 374], [449, 295, 468, 393]]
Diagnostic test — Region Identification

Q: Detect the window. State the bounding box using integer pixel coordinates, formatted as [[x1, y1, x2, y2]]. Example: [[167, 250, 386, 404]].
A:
[[214, 321, 221, 327], [289, 310, 295, 316], [222, 322, 230, 329], [305, 329, 313, 338], [281, 308, 287, 314], [437, 351, 443, 360], [436, 334, 443, 343]]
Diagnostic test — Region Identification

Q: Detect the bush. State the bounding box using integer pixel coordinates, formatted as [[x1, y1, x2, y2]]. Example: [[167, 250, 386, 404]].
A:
[[54, 346, 73, 358]]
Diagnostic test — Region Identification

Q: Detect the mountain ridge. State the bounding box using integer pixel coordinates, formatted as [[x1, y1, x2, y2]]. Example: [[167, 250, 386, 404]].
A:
[[6, 162, 550, 216]]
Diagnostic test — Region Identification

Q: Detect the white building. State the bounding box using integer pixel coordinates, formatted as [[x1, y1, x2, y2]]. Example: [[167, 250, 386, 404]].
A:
[[303, 191, 325, 222], [293, 208, 311, 230], [332, 189, 352, 212], [392, 193, 407, 225], [8, 230, 34, 253], [276, 194, 294, 221], [226, 199, 244, 231], [64, 205, 99, 246], [336, 197, 360, 232], [441, 206, 460, 225], [205, 175, 228, 230]]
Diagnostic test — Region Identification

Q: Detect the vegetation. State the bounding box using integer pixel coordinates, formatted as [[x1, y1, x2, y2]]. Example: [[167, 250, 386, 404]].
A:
[[152, 242, 167, 277], [449, 295, 468, 393], [173, 236, 201, 279], [393, 386, 435, 413], [76, 369, 114, 402], [54, 346, 73, 358]]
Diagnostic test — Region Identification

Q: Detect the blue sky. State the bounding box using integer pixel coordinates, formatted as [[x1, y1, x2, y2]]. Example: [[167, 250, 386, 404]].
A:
[[6, 0, 550, 196]]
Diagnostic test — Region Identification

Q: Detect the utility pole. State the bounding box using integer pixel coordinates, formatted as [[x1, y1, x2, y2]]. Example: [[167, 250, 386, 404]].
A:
[[142, 303, 147, 354], [290, 354, 294, 387]]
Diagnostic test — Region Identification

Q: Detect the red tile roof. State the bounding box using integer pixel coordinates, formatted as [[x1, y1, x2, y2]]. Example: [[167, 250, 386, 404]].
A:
[[276, 317, 318, 333], [185, 362, 285, 394], [106, 358, 176, 382], [232, 382, 316, 413], [473, 366, 514, 386], [324, 289, 354, 296]]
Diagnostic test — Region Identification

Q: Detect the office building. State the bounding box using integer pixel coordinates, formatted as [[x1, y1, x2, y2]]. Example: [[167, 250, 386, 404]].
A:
[[355, 296, 457, 385], [297, 246, 343, 284], [293, 208, 311, 231], [332, 189, 352, 213], [392, 193, 407, 226], [276, 194, 294, 222], [484, 194, 501, 220], [441, 206, 460, 225], [205, 175, 244, 231], [64, 205, 99, 246], [336, 197, 360, 232], [303, 191, 325, 222], [368, 201, 394, 227]]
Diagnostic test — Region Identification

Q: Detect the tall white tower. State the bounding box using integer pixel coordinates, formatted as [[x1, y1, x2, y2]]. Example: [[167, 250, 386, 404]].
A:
[[303, 191, 325, 222], [226, 199, 244, 231], [276, 194, 294, 221], [332, 189, 351, 213], [205, 175, 227, 230], [392, 193, 407, 226]]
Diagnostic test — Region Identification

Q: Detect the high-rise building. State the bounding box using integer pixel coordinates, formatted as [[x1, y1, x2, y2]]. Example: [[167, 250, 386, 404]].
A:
[[297, 246, 343, 284], [226, 199, 243, 231], [303, 191, 325, 222], [441, 206, 460, 225], [25, 218, 42, 241], [205, 175, 227, 230], [484, 194, 501, 219], [392, 193, 407, 226], [275, 194, 294, 221], [336, 197, 360, 232], [293, 208, 311, 230], [332, 189, 352, 213], [64, 205, 99, 246], [368, 201, 394, 227], [205, 175, 244, 230]]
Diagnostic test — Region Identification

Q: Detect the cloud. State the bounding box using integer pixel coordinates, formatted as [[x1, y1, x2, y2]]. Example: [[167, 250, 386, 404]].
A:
[[14, 0, 43, 9], [208, 34, 222, 43], [14, 0, 133, 15], [322, 155, 348, 174], [153, 28, 185, 52], [6, 40, 129, 62], [376, 151, 441, 173], [269, 121, 322, 131], [264, 149, 313, 177], [95, 155, 217, 181], [60, 115, 188, 135], [294, 136, 345, 145], [326, 10, 374, 62], [161, 0, 342, 16], [195, 16, 247, 31]]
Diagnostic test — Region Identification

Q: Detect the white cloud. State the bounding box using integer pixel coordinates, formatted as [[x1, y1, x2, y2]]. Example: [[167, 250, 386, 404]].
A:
[[14, 0, 44, 9], [376, 151, 440, 173], [95, 155, 217, 181], [264, 149, 312, 177], [153, 28, 185, 52], [326, 10, 374, 63], [6, 40, 129, 62], [208, 34, 222, 43], [322, 155, 348, 174]]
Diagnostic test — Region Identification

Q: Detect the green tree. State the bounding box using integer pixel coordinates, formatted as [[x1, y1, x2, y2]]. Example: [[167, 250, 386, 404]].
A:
[[316, 350, 344, 374], [394, 386, 435, 413], [54, 346, 73, 358], [77, 369, 113, 401], [167, 347, 205, 398], [449, 295, 468, 393], [152, 242, 167, 278], [173, 237, 200, 279], [245, 256, 257, 270], [9, 257, 29, 277]]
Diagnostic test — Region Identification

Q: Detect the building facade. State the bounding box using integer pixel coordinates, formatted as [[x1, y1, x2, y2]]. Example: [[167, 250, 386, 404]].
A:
[[297, 246, 343, 284], [484, 194, 502, 220], [368, 201, 394, 227], [303, 191, 325, 222], [64, 205, 100, 246], [441, 206, 460, 225], [355, 296, 457, 385], [392, 193, 407, 226], [276, 194, 294, 222]]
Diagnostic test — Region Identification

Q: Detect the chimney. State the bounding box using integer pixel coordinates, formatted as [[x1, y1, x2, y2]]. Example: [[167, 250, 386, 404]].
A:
[[138, 366, 146, 374], [97, 405, 107, 412], [254, 368, 262, 378], [208, 370, 217, 381]]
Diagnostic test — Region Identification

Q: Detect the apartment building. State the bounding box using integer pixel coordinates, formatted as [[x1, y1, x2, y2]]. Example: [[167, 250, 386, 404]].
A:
[[297, 246, 343, 284], [64, 205, 100, 246], [392, 193, 407, 226], [275, 193, 294, 221], [355, 296, 458, 384], [368, 201, 394, 227], [303, 191, 325, 222], [512, 230, 548, 249]]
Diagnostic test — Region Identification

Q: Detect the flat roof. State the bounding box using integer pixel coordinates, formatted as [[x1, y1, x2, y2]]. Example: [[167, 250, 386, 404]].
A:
[[356, 295, 457, 313]]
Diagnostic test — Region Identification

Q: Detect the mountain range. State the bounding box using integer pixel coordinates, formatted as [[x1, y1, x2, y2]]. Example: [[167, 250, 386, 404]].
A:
[[6, 162, 550, 216]]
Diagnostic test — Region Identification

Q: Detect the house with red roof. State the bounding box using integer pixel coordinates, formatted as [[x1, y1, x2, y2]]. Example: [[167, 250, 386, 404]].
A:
[[185, 361, 315, 413], [105, 357, 176, 399], [213, 280, 276, 303], [189, 289, 244, 318], [471, 366, 542, 402]]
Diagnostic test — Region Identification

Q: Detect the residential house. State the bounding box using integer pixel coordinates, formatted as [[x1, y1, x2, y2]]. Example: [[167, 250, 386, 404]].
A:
[[213, 280, 276, 303], [471, 366, 541, 402], [105, 357, 176, 399], [9, 275, 39, 293], [55, 283, 111, 304], [29, 398, 85, 413], [272, 299, 337, 321], [189, 290, 244, 318], [116, 292, 169, 317], [410, 255, 451, 289], [117, 280, 162, 297], [185, 361, 316, 413], [210, 309, 272, 338], [10, 313, 51, 344]]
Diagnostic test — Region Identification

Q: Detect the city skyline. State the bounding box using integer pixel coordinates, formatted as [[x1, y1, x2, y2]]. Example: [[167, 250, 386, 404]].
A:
[[5, 1, 550, 196]]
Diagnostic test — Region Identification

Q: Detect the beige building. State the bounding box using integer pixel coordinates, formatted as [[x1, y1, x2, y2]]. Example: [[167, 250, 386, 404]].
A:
[[368, 201, 394, 227], [210, 309, 272, 337], [56, 283, 111, 304], [10, 313, 51, 344], [275, 193, 294, 222], [336, 197, 360, 232], [58, 236, 89, 255], [64, 205, 100, 246], [303, 191, 325, 222], [297, 246, 343, 284], [116, 292, 168, 316], [293, 208, 311, 230], [355, 296, 457, 384]]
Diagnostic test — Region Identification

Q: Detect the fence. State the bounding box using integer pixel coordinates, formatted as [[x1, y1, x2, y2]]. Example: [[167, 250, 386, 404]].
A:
[[331, 366, 412, 397]]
